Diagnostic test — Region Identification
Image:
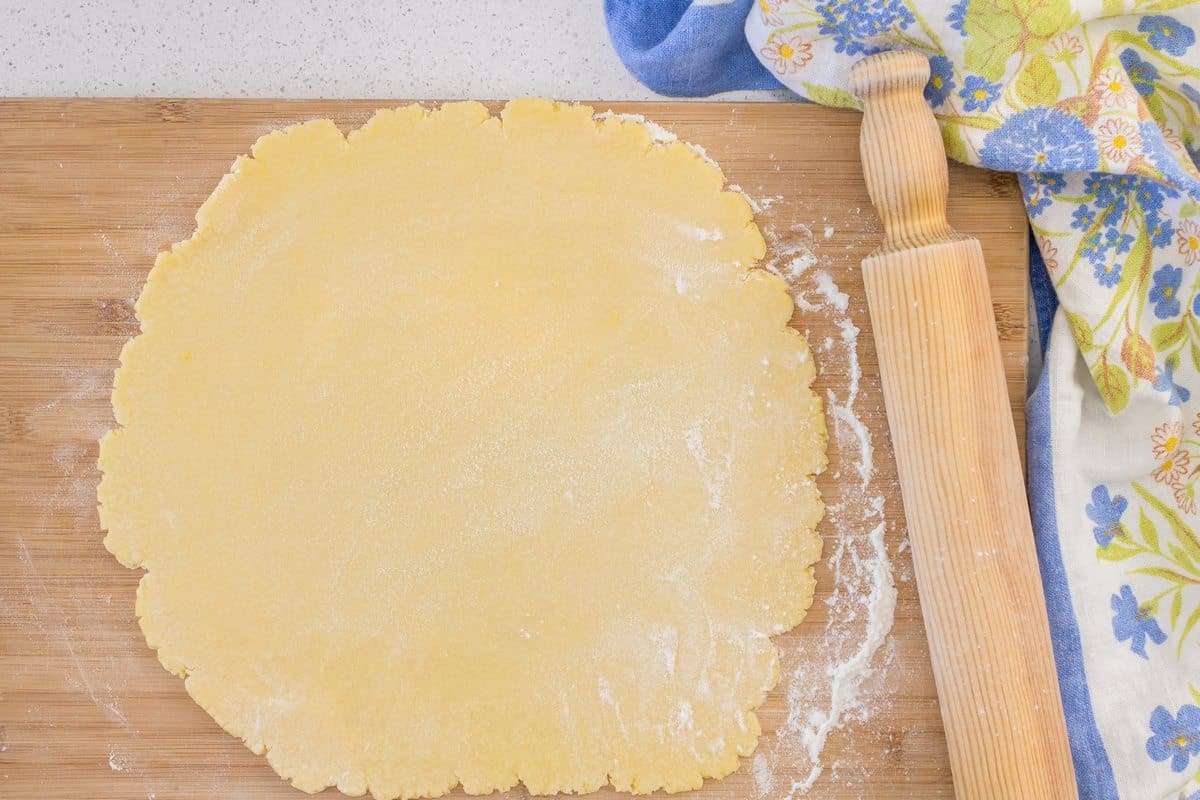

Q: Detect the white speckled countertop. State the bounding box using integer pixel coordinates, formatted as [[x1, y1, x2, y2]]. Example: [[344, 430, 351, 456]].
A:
[[0, 1, 787, 101]]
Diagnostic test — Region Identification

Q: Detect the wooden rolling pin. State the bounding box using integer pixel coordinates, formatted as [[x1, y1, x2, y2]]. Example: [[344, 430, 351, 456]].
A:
[[848, 50, 1078, 799]]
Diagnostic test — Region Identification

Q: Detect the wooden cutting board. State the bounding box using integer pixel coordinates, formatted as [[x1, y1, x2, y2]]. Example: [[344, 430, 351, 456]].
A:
[[0, 100, 1028, 800]]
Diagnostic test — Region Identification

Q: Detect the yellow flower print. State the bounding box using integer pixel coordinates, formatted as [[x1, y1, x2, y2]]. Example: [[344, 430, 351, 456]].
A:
[[1153, 420, 1183, 461], [760, 35, 813, 75], [1178, 220, 1200, 266], [1096, 118, 1142, 165], [1154, 446, 1190, 484], [1092, 67, 1137, 110], [758, 0, 784, 27]]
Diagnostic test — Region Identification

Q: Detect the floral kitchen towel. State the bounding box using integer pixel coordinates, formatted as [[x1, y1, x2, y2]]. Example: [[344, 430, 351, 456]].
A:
[[746, 1, 1200, 416], [606, 1, 1200, 798]]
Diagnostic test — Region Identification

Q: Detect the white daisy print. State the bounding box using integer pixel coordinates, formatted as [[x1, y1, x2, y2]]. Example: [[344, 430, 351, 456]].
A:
[[759, 36, 812, 75], [1092, 68, 1137, 110], [1096, 118, 1142, 164], [1178, 220, 1200, 266]]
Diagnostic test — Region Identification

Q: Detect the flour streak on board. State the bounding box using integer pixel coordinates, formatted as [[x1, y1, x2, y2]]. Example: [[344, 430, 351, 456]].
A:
[[749, 203, 897, 798]]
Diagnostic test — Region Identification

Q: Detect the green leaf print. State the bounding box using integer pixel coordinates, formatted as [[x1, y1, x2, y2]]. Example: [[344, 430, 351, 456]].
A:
[[1131, 566, 1198, 585], [1170, 543, 1199, 574], [1015, 52, 1061, 107], [1152, 320, 1187, 352], [1135, 483, 1200, 565], [1119, 229, 1154, 297], [801, 82, 862, 110], [1097, 541, 1140, 561], [1066, 310, 1094, 350], [1173, 591, 1184, 628], [962, 0, 1079, 81], [1141, 509, 1160, 552], [1091, 359, 1131, 412], [1180, 604, 1200, 656], [941, 119, 970, 163]]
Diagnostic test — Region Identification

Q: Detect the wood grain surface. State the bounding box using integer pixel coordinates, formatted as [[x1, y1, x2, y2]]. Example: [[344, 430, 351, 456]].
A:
[[0, 99, 1028, 800], [852, 52, 1074, 800]]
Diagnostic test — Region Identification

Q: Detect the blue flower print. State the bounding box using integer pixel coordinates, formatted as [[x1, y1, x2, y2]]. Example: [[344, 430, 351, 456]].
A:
[[1088, 245, 1119, 286], [1102, 194, 1128, 227], [1019, 175, 1052, 216], [1093, 259, 1121, 286], [1120, 49, 1160, 96], [1147, 704, 1200, 771], [959, 75, 1001, 111], [1092, 174, 1135, 208], [1154, 356, 1191, 406], [1148, 212, 1176, 249], [1028, 194, 1051, 216], [925, 55, 955, 106], [980, 108, 1098, 172], [1036, 172, 1066, 192], [1071, 204, 1099, 232], [1140, 15, 1195, 56], [1194, 293, 1200, 317], [946, 0, 968, 33], [1086, 485, 1127, 546], [1150, 265, 1183, 319], [1102, 227, 1134, 256], [816, 0, 915, 55], [1083, 173, 1135, 207], [1135, 178, 1176, 213], [1113, 585, 1167, 659], [1083, 174, 1110, 199]]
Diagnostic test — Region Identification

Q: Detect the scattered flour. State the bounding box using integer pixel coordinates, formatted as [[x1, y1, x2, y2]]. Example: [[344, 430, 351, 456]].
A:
[[108, 747, 130, 772], [812, 271, 849, 313], [744, 189, 896, 798], [785, 252, 817, 281], [791, 523, 896, 793], [752, 752, 776, 796], [728, 183, 785, 214]]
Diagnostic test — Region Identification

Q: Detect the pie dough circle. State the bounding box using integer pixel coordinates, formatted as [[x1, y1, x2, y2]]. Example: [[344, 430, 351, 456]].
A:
[[98, 99, 826, 798]]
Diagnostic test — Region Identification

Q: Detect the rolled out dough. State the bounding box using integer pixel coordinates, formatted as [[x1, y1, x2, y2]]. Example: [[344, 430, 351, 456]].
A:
[[98, 99, 826, 798]]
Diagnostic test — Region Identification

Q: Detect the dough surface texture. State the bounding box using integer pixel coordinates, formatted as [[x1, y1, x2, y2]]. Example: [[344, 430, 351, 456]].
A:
[[98, 99, 826, 798]]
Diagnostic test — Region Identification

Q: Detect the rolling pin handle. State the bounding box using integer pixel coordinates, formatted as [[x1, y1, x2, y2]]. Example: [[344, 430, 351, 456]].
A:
[[849, 51, 954, 252]]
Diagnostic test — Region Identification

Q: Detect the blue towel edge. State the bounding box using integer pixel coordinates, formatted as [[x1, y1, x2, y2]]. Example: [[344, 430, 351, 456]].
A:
[[1029, 343, 1120, 800]]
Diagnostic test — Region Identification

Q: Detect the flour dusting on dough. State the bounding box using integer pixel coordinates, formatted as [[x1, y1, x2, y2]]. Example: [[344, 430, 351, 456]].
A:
[[99, 101, 825, 799], [677, 222, 725, 242], [594, 110, 678, 145], [595, 111, 721, 169]]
